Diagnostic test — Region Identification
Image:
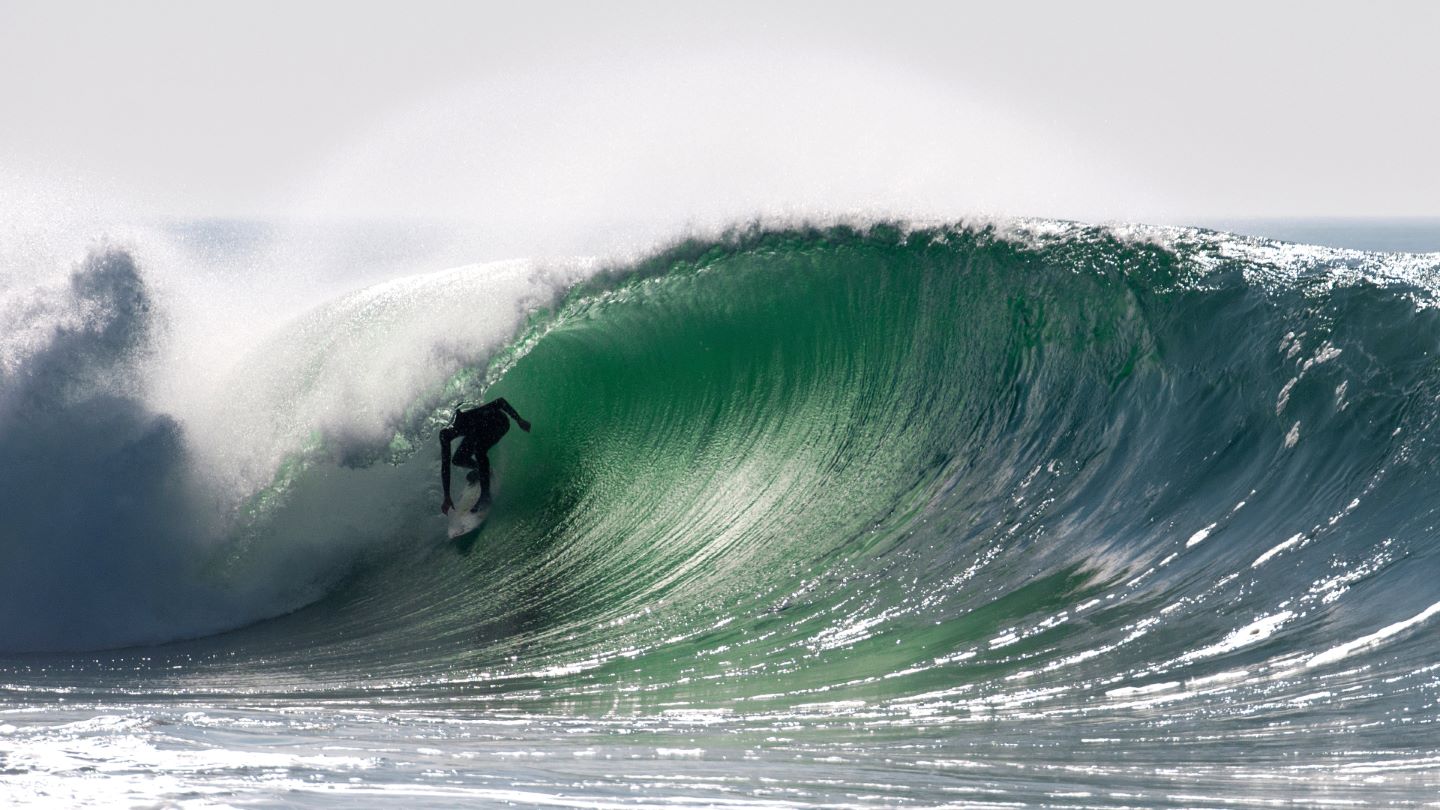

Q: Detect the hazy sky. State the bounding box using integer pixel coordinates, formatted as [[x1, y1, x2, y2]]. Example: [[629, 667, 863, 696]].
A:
[[3, 1, 1437, 227]]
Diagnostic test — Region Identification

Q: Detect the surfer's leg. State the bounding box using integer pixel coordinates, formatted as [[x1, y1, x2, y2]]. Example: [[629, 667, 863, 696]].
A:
[[469, 424, 504, 495], [451, 443, 475, 468], [453, 440, 481, 482], [465, 454, 491, 513], [475, 453, 491, 499]]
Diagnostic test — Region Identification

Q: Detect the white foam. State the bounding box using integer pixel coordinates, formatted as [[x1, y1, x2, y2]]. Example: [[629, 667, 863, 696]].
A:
[[1178, 611, 1295, 664], [1185, 523, 1217, 548], [1253, 533, 1306, 568], [1307, 600, 1440, 669]]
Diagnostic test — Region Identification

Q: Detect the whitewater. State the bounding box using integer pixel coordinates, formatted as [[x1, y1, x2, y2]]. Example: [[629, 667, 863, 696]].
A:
[[4, 218, 1440, 807]]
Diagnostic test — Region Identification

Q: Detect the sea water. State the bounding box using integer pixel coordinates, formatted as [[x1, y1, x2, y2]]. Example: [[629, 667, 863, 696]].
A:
[[3, 218, 1440, 807]]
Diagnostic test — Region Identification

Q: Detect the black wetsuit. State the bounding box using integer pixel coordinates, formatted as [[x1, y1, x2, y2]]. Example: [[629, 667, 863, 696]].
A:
[[440, 398, 528, 512]]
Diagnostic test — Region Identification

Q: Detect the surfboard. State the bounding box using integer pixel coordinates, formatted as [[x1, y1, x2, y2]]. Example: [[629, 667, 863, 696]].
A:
[[446, 482, 490, 539]]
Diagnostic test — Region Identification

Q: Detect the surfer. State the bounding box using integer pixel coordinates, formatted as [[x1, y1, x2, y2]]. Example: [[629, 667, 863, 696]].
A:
[[440, 398, 530, 514]]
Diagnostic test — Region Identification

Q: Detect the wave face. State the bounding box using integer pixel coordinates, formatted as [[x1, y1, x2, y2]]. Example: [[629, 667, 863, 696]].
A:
[[6, 222, 1440, 803]]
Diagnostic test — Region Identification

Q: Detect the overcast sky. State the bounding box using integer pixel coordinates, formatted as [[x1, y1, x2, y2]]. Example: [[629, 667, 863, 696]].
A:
[[3, 1, 1437, 228]]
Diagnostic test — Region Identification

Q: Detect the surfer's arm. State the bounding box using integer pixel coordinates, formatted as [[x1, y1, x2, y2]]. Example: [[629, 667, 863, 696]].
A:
[[439, 426, 457, 513], [492, 397, 531, 432]]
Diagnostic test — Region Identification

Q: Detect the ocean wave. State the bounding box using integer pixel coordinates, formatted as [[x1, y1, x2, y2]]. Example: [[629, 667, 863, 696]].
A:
[[4, 219, 1440, 750]]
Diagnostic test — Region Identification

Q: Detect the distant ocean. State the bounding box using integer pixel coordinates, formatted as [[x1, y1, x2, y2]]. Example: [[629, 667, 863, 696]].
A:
[[3, 216, 1440, 807], [1197, 217, 1440, 253]]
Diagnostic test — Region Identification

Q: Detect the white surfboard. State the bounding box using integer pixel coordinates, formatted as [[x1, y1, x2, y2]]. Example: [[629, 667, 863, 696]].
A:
[[446, 482, 490, 539]]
